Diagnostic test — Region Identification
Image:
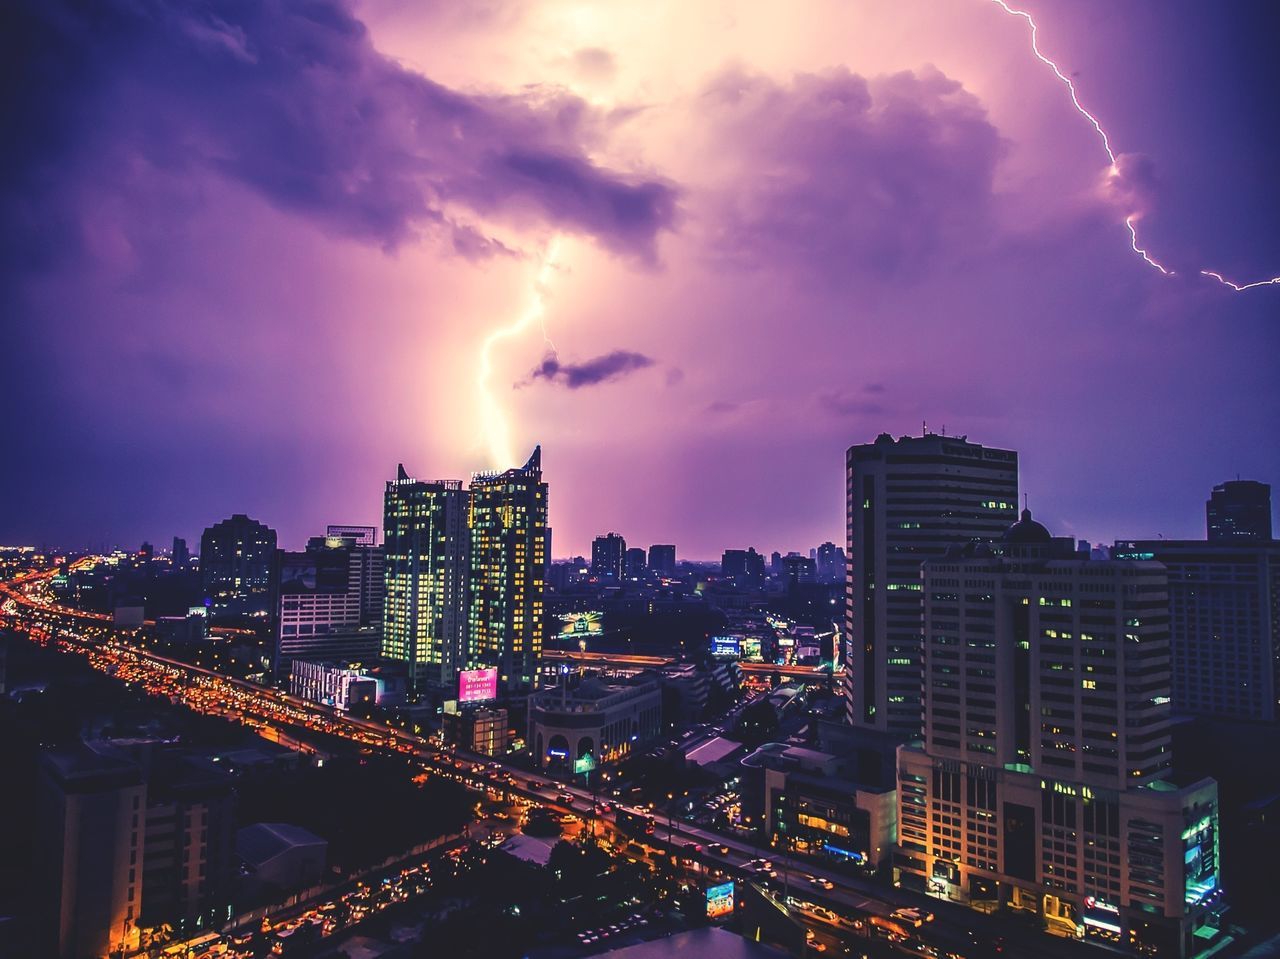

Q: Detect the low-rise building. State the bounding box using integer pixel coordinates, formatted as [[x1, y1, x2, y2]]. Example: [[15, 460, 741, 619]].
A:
[[529, 674, 662, 769], [442, 702, 510, 756]]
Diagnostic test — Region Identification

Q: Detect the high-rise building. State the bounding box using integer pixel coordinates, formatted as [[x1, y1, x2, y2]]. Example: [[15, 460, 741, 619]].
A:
[[815, 541, 846, 584], [1206, 479, 1272, 543], [895, 511, 1225, 957], [722, 547, 766, 585], [844, 433, 1018, 738], [648, 544, 676, 576], [624, 547, 647, 579], [38, 748, 147, 959], [1114, 538, 1280, 722], [321, 527, 385, 626], [468, 447, 548, 692], [782, 553, 817, 587], [382, 467, 470, 692], [199, 514, 277, 618], [591, 532, 626, 580], [171, 536, 190, 570]]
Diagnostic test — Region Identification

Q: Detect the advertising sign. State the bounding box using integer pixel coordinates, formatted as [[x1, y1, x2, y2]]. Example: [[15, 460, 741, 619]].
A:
[[710, 635, 741, 659], [706, 881, 735, 919], [559, 611, 604, 638], [459, 667, 498, 703]]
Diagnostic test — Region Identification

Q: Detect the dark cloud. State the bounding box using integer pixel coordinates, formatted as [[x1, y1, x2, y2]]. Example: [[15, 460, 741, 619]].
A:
[[0, 0, 676, 267], [526, 350, 655, 389], [695, 66, 1004, 282], [817, 390, 886, 418]]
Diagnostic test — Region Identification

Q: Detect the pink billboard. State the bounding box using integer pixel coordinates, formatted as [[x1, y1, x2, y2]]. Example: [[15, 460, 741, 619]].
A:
[[459, 667, 498, 703]]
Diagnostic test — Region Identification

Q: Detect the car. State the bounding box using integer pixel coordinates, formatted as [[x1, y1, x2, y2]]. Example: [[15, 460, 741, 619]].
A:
[[891, 906, 932, 926], [712, 843, 731, 856], [813, 876, 834, 890]]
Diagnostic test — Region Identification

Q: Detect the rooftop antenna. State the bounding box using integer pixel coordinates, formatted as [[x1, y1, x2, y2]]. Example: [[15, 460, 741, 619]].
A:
[[922, 420, 928, 437]]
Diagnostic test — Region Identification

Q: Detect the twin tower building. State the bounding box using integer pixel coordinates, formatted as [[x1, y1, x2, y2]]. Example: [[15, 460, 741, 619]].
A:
[[382, 446, 547, 694]]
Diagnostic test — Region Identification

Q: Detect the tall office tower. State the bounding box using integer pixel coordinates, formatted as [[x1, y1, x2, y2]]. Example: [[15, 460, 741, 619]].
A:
[[1206, 479, 1272, 543], [844, 433, 1018, 738], [895, 512, 1224, 957], [815, 541, 846, 584], [275, 540, 376, 674], [382, 467, 470, 692], [624, 547, 647, 579], [37, 748, 147, 959], [648, 544, 676, 575], [322, 526, 386, 626], [171, 536, 189, 569], [468, 447, 548, 693], [591, 532, 627, 580], [1115, 537, 1280, 722], [199, 514, 277, 618]]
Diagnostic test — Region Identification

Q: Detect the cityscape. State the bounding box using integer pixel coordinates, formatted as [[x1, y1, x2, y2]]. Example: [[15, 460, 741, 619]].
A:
[[3, 3, 1279, 959]]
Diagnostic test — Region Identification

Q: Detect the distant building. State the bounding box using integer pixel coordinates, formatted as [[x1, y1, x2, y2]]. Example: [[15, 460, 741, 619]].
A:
[[781, 554, 816, 588], [529, 674, 662, 769], [382, 468, 470, 692], [199, 514, 277, 618], [171, 536, 190, 569], [324, 526, 386, 626], [1206, 479, 1272, 543], [468, 447, 548, 692], [895, 510, 1225, 958], [1115, 538, 1280, 722], [441, 702, 510, 756], [721, 548, 766, 586], [325, 525, 377, 547], [37, 747, 147, 959], [591, 532, 627, 581], [814, 541, 845, 584], [624, 547, 647, 579], [647, 544, 676, 576], [844, 432, 1018, 738]]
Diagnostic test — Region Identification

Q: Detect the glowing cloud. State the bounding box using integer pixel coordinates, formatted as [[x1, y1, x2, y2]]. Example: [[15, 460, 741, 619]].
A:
[[990, 0, 1279, 292], [477, 237, 563, 469]]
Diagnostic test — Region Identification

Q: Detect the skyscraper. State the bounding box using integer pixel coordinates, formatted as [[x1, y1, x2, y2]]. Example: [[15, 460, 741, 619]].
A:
[[170, 536, 189, 569], [814, 541, 846, 584], [1206, 479, 1272, 543], [468, 447, 548, 692], [648, 544, 676, 575], [382, 467, 470, 692], [722, 547, 766, 585], [324, 526, 385, 626], [275, 539, 378, 674], [591, 532, 626, 580], [199, 514, 277, 618], [844, 433, 1018, 737], [895, 510, 1224, 957]]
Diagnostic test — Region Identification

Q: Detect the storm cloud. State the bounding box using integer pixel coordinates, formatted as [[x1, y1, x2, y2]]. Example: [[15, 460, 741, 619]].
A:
[[526, 350, 656, 389]]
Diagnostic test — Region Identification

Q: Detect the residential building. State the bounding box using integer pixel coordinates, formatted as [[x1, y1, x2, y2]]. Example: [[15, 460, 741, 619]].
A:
[[382, 468, 470, 692], [648, 544, 677, 576], [441, 702, 511, 756], [468, 447, 548, 692], [625, 547, 647, 579], [844, 432, 1018, 738]]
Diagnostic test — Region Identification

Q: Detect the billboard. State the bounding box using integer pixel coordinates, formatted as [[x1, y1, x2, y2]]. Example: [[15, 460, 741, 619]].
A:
[[706, 881, 735, 919], [559, 611, 604, 638], [459, 667, 498, 703], [711, 635, 741, 659]]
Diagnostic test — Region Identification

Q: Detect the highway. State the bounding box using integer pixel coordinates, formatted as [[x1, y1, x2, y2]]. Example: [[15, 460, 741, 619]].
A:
[[1, 563, 1105, 959]]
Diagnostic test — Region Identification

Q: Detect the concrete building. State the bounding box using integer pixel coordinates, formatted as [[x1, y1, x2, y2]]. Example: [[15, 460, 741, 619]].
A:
[[844, 432, 1018, 738], [235, 823, 327, 895], [38, 748, 147, 959], [592, 532, 627, 581], [199, 514, 277, 619], [529, 674, 662, 769], [1113, 539, 1280, 722], [759, 745, 897, 873], [441, 702, 510, 756], [1206, 479, 1272, 543], [895, 510, 1225, 958], [290, 659, 380, 711], [276, 541, 366, 675], [468, 447, 548, 692], [648, 544, 677, 576], [382, 468, 470, 692], [625, 547, 648, 579]]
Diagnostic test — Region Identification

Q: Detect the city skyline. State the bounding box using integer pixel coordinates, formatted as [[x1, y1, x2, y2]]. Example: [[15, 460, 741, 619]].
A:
[[3, 0, 1279, 557]]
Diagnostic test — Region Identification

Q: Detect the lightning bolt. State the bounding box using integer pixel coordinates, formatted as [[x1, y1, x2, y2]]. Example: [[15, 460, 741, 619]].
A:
[[990, 0, 1279, 292], [476, 236, 562, 469]]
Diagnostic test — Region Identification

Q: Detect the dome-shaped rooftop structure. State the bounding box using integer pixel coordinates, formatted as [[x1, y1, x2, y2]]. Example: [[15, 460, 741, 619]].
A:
[[1003, 507, 1052, 545]]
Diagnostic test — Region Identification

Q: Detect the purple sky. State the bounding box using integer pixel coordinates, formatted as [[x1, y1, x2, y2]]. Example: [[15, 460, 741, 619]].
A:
[[3, 0, 1278, 558]]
